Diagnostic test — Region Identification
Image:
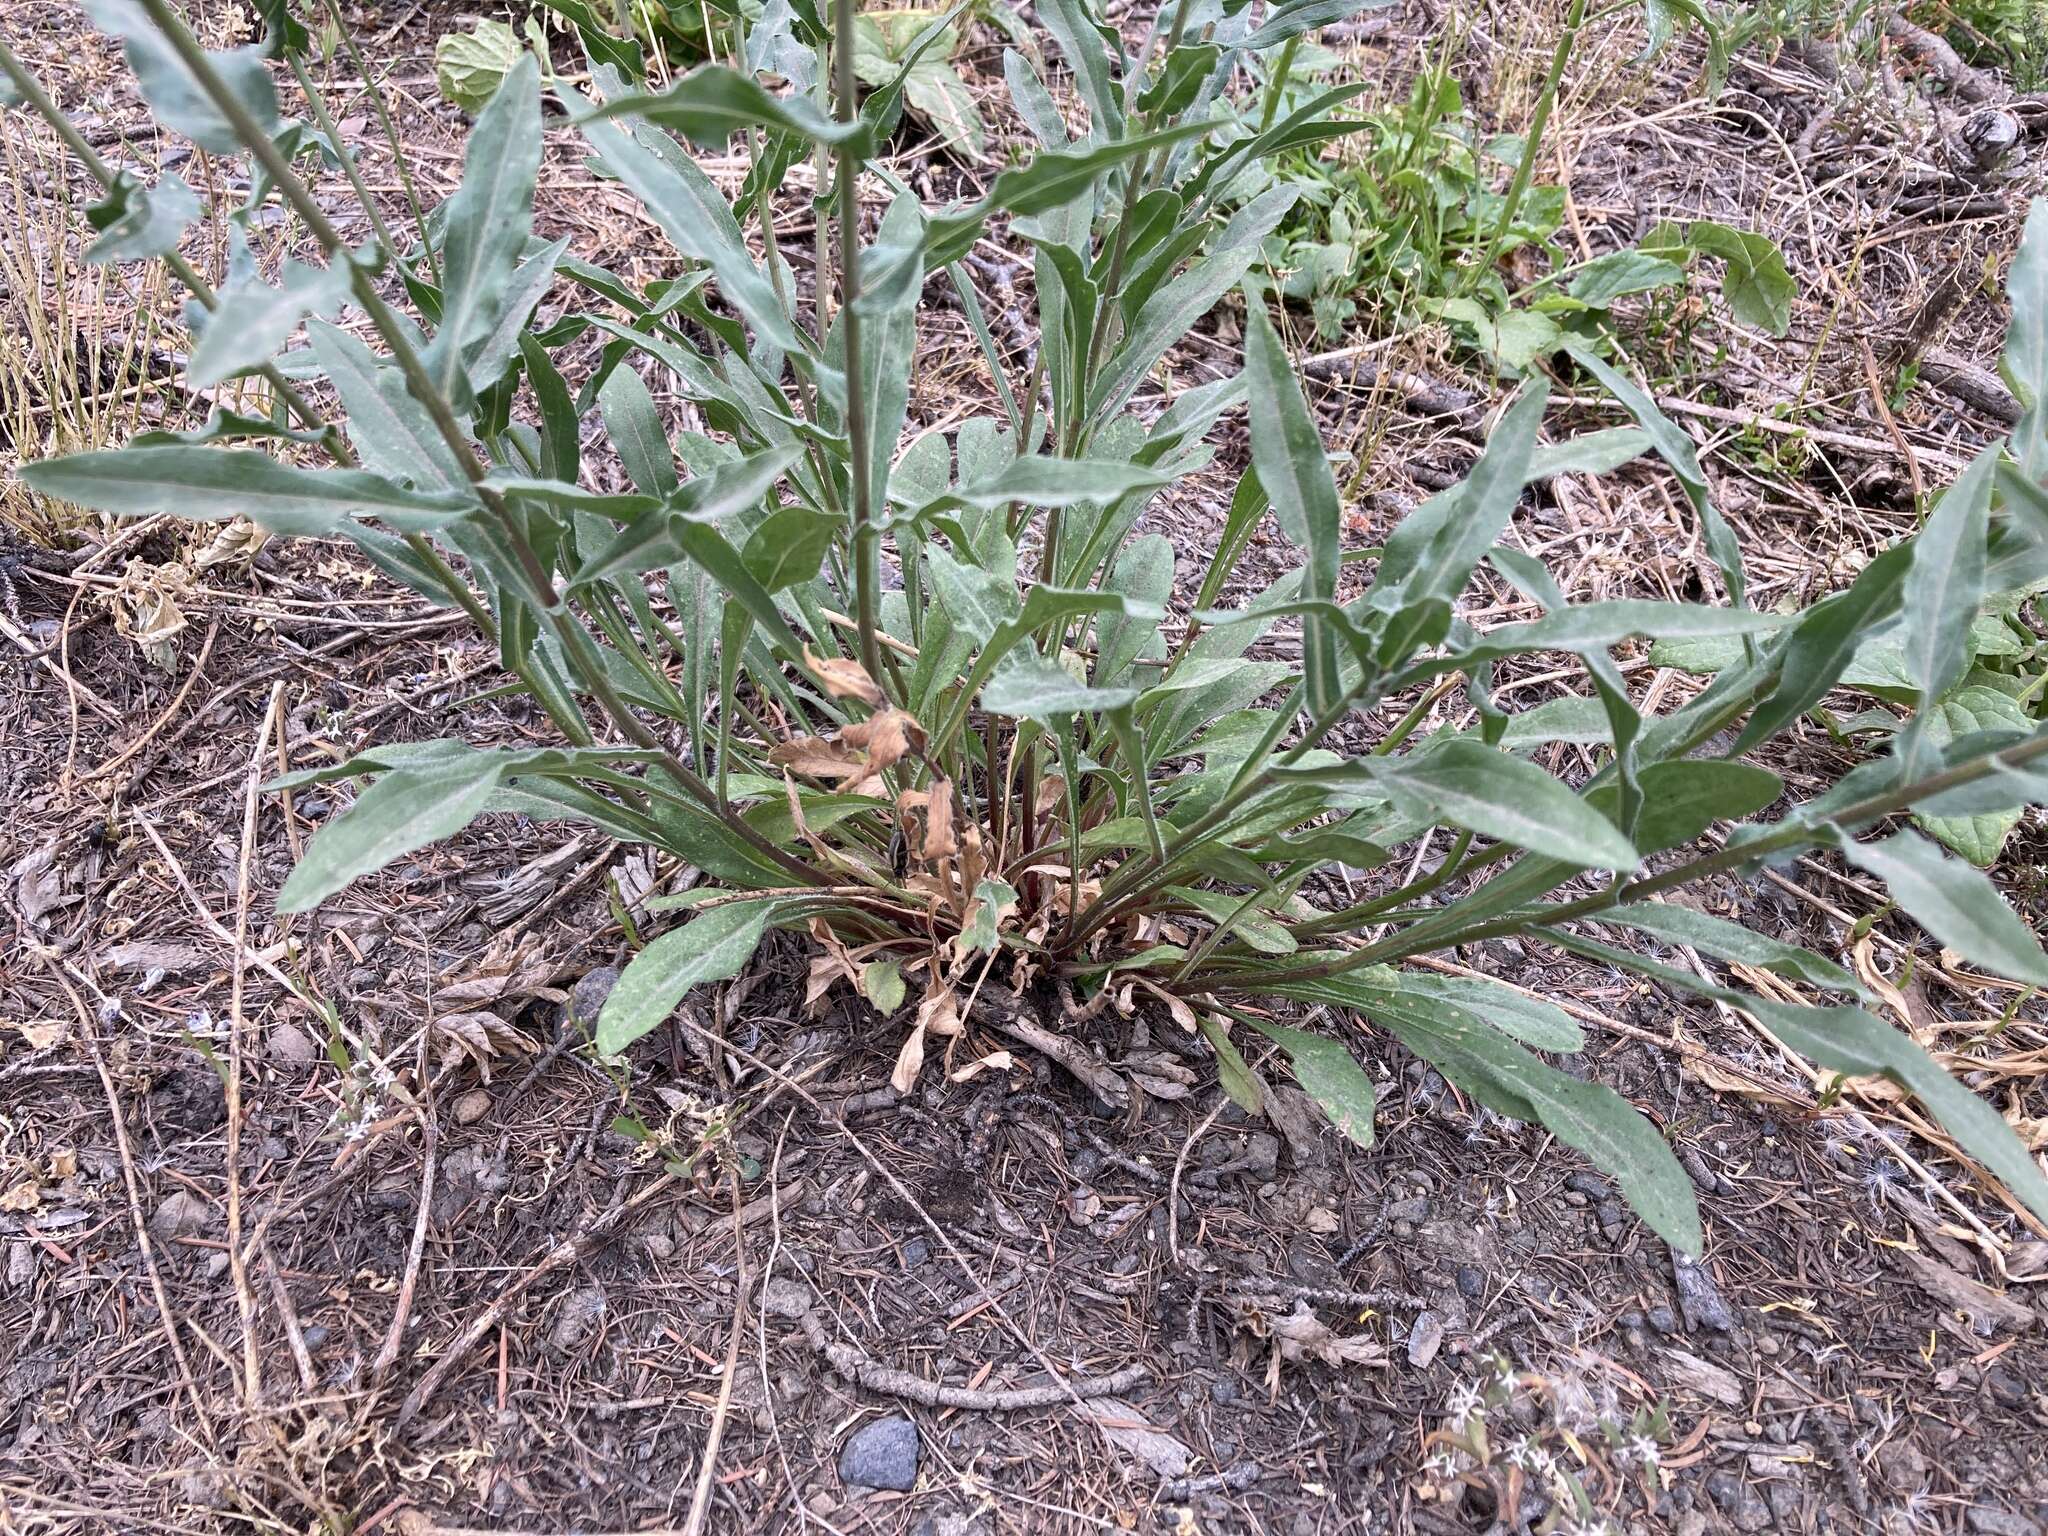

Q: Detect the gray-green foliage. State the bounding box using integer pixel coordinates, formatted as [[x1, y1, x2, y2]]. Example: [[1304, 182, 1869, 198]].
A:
[[16, 0, 2048, 1257]]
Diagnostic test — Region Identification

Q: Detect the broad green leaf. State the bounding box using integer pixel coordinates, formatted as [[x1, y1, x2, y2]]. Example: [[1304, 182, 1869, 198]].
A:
[[307, 320, 466, 492], [1565, 250, 1685, 306], [86, 170, 200, 262], [22, 446, 476, 534], [597, 898, 784, 1052], [1241, 1018, 1375, 1148], [1244, 302, 1341, 712], [434, 18, 522, 113], [981, 656, 1140, 719], [1197, 1016, 1266, 1113], [1903, 447, 1996, 712], [428, 53, 542, 399], [1603, 902, 1862, 993], [1839, 829, 2048, 985], [959, 877, 1019, 953], [1915, 687, 2034, 863], [1279, 739, 1638, 870], [1584, 759, 1781, 854], [1397, 973, 1584, 1053], [278, 761, 506, 912], [862, 959, 907, 1014], [580, 64, 872, 152], [742, 504, 838, 590], [86, 0, 280, 154], [1662, 218, 1795, 335]]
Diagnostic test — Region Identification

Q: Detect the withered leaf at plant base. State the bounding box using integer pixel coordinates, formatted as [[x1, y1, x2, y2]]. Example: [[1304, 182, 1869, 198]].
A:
[[804, 646, 883, 706], [842, 707, 925, 778]]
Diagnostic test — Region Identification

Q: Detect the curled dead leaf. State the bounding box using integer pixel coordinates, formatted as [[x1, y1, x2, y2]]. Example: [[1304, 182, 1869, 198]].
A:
[[769, 736, 869, 782], [842, 707, 924, 778], [804, 647, 882, 707]]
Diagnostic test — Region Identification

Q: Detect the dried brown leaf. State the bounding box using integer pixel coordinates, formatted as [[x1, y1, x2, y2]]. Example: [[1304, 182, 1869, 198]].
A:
[[804, 647, 882, 707]]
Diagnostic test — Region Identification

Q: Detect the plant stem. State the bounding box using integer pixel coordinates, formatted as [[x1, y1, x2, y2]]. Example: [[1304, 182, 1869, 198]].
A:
[[317, 0, 440, 287], [0, 33, 502, 644], [1226, 727, 2048, 990], [127, 0, 826, 884], [1257, 33, 1300, 134], [830, 0, 886, 695], [1457, 0, 1587, 301]]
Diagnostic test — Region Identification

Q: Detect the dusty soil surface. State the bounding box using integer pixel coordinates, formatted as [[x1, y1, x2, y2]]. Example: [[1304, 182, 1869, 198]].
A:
[[5, 2, 2048, 1533]]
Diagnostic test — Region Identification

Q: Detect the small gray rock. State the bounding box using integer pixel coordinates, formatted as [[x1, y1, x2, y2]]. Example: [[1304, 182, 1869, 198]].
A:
[[1673, 1250, 1737, 1333], [761, 1276, 814, 1319], [840, 1415, 919, 1491], [1456, 1266, 1484, 1300], [151, 1189, 210, 1238], [1407, 1311, 1445, 1368], [567, 966, 621, 1029]]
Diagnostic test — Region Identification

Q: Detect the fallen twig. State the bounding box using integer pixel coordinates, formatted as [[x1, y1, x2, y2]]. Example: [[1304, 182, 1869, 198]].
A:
[[821, 1342, 1147, 1410]]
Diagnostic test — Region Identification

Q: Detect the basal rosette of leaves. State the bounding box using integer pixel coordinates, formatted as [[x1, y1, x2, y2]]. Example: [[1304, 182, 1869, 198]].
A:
[[13, 0, 2048, 1257]]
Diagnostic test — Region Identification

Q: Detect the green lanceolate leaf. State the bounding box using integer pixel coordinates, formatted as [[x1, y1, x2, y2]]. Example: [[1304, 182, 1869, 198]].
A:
[[1238, 0, 1396, 50], [428, 53, 542, 399], [1396, 974, 1584, 1053], [189, 251, 358, 389], [1276, 970, 1698, 1249], [1901, 446, 1996, 722], [1751, 997, 2048, 1226], [1197, 1016, 1266, 1113], [573, 80, 807, 357], [1565, 252, 1685, 307], [22, 446, 476, 534], [908, 455, 1170, 524], [1566, 343, 1745, 608], [1244, 303, 1341, 713], [1241, 1018, 1375, 1148], [597, 898, 785, 1053], [1732, 540, 1914, 754], [579, 64, 872, 153], [1037, 0, 1122, 140], [1282, 739, 1638, 871], [981, 656, 1140, 719], [1602, 902, 1862, 994], [1838, 828, 2048, 986], [278, 759, 508, 912], [1551, 930, 2048, 1229], [307, 320, 466, 491], [1584, 759, 1782, 854], [1369, 383, 1547, 615], [85, 0, 281, 154], [2006, 199, 2046, 476]]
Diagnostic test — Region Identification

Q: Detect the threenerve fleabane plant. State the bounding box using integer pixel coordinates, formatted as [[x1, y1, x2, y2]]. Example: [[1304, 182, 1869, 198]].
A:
[[12, 0, 2048, 1256]]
